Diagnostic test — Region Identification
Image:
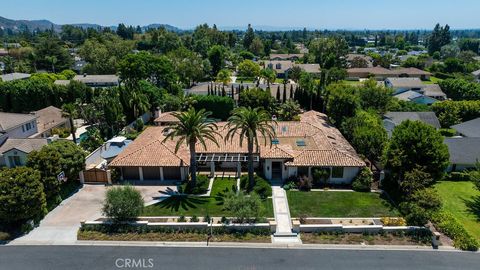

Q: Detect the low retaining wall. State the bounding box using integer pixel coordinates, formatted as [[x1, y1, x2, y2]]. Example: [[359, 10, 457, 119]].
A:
[[296, 223, 423, 233], [81, 220, 275, 233]]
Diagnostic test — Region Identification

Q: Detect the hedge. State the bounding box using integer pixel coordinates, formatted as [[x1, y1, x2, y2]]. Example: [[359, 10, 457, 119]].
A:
[[240, 175, 272, 199], [444, 171, 474, 182], [431, 211, 479, 251]]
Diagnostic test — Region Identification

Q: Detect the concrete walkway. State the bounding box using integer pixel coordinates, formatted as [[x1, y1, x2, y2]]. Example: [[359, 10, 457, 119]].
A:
[[271, 186, 301, 243]]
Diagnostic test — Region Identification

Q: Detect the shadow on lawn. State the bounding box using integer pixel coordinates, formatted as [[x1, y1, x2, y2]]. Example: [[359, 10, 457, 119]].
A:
[[158, 195, 209, 212], [464, 195, 480, 222]]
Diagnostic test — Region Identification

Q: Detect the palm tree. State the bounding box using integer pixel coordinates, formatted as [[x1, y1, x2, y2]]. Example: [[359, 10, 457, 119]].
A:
[[225, 107, 276, 189], [127, 89, 150, 119], [216, 69, 232, 86], [61, 103, 77, 143], [163, 108, 220, 186]]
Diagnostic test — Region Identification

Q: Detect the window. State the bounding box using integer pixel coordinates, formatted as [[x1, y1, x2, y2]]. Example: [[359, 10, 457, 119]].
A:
[[332, 167, 344, 178], [296, 140, 306, 147], [24, 122, 32, 131]]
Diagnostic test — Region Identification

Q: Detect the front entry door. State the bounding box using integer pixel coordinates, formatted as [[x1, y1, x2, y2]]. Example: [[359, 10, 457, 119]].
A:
[[271, 162, 282, 180]]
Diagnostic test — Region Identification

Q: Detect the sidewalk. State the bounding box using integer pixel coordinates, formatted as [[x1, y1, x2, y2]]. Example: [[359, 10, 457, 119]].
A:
[[271, 186, 301, 243]]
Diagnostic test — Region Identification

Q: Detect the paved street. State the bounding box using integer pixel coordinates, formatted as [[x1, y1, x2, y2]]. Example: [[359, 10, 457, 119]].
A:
[[10, 185, 176, 245], [0, 246, 478, 270]]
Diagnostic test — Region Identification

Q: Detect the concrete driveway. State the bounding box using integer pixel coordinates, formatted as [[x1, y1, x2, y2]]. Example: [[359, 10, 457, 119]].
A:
[[10, 184, 176, 245]]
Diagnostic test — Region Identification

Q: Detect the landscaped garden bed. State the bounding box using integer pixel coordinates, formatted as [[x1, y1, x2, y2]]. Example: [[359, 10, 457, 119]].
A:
[[301, 231, 432, 246], [143, 177, 273, 217], [287, 191, 399, 218], [77, 224, 271, 243]]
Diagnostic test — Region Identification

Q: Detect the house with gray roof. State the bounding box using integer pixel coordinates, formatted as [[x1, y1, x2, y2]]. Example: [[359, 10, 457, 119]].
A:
[[451, 117, 480, 137], [444, 137, 480, 172], [0, 72, 31, 82], [0, 112, 38, 138], [472, 69, 480, 82], [422, 84, 447, 101], [262, 60, 294, 78], [385, 77, 425, 94], [55, 74, 120, 88], [383, 112, 441, 137], [0, 138, 49, 168]]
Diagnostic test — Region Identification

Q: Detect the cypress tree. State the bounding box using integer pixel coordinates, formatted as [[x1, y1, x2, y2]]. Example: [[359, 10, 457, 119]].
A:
[[290, 84, 294, 99], [231, 84, 234, 97], [283, 84, 287, 103], [207, 84, 211, 95], [276, 85, 281, 101], [222, 86, 226, 96]]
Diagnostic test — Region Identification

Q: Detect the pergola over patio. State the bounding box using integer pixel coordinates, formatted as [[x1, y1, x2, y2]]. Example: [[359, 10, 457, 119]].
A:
[[196, 153, 260, 177]]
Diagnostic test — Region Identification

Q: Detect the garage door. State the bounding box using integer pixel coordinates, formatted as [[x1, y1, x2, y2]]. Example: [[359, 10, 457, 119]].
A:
[[123, 167, 139, 180], [163, 167, 181, 180], [143, 167, 161, 180]]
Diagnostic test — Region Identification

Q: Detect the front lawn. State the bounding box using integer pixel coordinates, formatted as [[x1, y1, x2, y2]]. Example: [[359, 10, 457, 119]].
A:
[[435, 181, 480, 241], [143, 178, 273, 217], [287, 191, 399, 218]]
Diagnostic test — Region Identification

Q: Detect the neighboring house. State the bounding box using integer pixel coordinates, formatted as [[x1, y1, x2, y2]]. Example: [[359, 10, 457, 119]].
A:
[[55, 74, 120, 88], [262, 60, 294, 78], [451, 117, 480, 137], [0, 72, 31, 82], [422, 84, 447, 101], [347, 67, 431, 80], [346, 54, 373, 68], [154, 111, 180, 126], [0, 48, 8, 56], [72, 59, 87, 73], [0, 138, 48, 168], [472, 69, 480, 83], [289, 64, 321, 76], [347, 67, 395, 80], [444, 137, 480, 172], [383, 112, 441, 137], [392, 90, 439, 105], [269, 54, 304, 61], [110, 111, 365, 183], [0, 112, 38, 138], [29, 106, 70, 138], [391, 67, 431, 80], [385, 77, 425, 94]]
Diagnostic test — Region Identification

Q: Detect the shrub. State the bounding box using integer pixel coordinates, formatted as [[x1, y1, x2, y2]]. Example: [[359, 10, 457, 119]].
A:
[[400, 203, 430, 226], [0, 231, 11, 241], [102, 186, 144, 222], [0, 167, 47, 225], [178, 216, 186, 222], [51, 127, 71, 138], [135, 118, 144, 132], [282, 181, 297, 191], [312, 168, 330, 187], [223, 191, 263, 223], [380, 217, 407, 226], [438, 128, 457, 137], [180, 175, 209, 195], [432, 211, 479, 251], [445, 171, 473, 182], [352, 167, 373, 192], [190, 215, 199, 222], [297, 175, 312, 191], [203, 214, 211, 223], [192, 95, 234, 120]]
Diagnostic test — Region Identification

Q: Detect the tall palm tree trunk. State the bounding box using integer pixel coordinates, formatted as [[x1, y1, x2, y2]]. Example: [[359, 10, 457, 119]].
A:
[[189, 139, 197, 186], [247, 137, 255, 190], [69, 117, 76, 143]]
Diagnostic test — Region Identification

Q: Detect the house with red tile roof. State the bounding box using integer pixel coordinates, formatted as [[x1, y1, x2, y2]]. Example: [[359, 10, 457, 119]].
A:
[[109, 111, 365, 183]]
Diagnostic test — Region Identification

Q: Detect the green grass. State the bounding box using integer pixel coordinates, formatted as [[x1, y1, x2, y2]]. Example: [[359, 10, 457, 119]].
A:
[[287, 191, 399, 218], [143, 177, 273, 217], [422, 76, 443, 85], [435, 181, 480, 241]]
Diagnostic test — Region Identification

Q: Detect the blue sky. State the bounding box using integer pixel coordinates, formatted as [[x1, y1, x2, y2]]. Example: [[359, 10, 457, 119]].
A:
[[2, 0, 480, 30]]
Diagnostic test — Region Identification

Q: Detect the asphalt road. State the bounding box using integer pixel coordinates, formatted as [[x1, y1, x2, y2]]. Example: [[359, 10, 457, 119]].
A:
[[0, 246, 479, 270]]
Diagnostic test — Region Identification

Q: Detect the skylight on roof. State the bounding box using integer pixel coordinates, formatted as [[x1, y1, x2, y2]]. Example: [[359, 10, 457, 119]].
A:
[[296, 140, 306, 147], [272, 138, 279, 145]]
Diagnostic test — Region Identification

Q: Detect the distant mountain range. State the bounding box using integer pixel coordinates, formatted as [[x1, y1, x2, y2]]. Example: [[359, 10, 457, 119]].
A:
[[0, 16, 181, 32]]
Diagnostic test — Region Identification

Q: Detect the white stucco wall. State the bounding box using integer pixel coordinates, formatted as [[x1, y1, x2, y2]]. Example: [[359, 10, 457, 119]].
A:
[[329, 167, 361, 184]]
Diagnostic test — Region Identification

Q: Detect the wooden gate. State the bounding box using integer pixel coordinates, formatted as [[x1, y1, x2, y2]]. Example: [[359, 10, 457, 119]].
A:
[[83, 168, 108, 183]]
